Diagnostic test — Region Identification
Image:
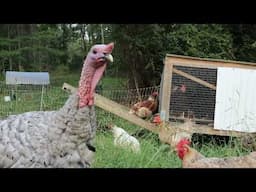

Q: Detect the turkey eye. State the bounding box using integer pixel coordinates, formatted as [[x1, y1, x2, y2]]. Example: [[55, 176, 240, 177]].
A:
[[93, 50, 97, 54]]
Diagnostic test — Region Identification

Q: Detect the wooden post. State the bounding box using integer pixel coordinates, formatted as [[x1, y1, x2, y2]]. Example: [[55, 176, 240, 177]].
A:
[[159, 58, 173, 121]]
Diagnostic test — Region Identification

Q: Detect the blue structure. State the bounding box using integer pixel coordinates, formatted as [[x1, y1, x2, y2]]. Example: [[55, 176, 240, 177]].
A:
[[6, 71, 50, 85]]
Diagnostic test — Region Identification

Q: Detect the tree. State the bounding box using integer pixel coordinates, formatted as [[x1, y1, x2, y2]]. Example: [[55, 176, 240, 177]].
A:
[[225, 24, 256, 62], [110, 24, 235, 88]]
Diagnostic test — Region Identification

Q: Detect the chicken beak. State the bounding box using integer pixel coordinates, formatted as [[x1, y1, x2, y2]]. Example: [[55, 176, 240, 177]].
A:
[[105, 54, 113, 63]]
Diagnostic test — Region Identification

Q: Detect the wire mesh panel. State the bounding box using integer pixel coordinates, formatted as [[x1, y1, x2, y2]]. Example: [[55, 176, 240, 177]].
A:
[[169, 66, 217, 123]]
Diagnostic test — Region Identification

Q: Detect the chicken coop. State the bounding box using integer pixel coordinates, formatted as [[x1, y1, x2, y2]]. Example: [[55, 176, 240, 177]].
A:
[[0, 71, 51, 117], [158, 54, 256, 137]]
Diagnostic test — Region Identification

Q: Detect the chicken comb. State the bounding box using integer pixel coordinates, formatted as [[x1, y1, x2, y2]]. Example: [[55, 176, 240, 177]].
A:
[[176, 138, 191, 149]]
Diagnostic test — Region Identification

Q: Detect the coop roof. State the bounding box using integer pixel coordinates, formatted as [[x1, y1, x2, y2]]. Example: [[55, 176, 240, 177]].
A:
[[165, 54, 256, 68], [5, 71, 50, 85]]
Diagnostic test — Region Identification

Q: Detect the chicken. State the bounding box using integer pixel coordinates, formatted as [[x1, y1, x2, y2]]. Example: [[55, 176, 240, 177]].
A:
[[176, 138, 256, 168], [108, 124, 140, 153], [0, 42, 114, 168], [172, 84, 186, 93], [129, 92, 158, 119]]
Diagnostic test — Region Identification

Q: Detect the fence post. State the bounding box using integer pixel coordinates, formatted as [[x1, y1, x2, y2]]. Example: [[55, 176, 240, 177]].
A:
[[40, 85, 44, 111]]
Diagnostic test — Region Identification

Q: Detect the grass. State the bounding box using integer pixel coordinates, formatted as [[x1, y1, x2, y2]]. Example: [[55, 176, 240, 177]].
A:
[[93, 108, 182, 168]]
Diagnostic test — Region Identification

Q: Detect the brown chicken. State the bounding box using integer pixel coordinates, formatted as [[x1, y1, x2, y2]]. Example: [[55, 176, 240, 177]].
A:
[[129, 92, 158, 119], [176, 138, 256, 168]]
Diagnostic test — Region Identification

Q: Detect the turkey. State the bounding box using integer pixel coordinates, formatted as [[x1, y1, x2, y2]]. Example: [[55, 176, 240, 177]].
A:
[[0, 42, 114, 168]]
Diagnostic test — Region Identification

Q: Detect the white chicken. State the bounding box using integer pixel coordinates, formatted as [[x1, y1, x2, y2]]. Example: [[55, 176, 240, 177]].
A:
[[108, 125, 141, 153]]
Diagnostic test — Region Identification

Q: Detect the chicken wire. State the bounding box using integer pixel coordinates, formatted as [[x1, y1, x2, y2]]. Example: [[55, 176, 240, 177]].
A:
[[0, 83, 69, 117], [170, 66, 217, 123], [100, 85, 160, 108]]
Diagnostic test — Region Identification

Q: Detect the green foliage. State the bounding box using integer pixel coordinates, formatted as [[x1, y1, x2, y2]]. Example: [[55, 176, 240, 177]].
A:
[[226, 24, 256, 62], [110, 24, 166, 88], [163, 24, 234, 59], [67, 38, 84, 71]]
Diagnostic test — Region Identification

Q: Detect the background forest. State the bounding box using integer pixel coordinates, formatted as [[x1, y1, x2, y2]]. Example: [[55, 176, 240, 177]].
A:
[[1, 24, 256, 88]]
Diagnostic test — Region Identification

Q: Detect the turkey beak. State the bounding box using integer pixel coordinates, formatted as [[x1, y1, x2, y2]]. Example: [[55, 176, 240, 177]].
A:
[[105, 54, 113, 63]]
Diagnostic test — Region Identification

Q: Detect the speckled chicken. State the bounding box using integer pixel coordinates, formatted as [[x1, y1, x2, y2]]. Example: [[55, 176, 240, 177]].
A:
[[176, 138, 256, 168], [0, 42, 114, 168]]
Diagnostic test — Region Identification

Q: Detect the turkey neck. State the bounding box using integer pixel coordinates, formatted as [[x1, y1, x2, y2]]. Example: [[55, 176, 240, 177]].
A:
[[78, 59, 96, 108]]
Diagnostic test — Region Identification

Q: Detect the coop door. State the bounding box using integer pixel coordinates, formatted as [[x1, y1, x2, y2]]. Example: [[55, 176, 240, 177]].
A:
[[214, 67, 256, 132]]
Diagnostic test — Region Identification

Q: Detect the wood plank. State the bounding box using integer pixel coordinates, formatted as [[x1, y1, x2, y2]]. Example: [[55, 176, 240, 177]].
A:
[[159, 61, 173, 121], [62, 82, 158, 133], [165, 55, 256, 70], [62, 82, 77, 93], [189, 124, 256, 137], [173, 68, 216, 90], [95, 93, 158, 133]]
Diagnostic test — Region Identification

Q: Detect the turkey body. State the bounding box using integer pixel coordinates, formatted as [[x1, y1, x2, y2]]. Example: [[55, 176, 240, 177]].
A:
[[0, 93, 96, 168], [0, 42, 114, 168]]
